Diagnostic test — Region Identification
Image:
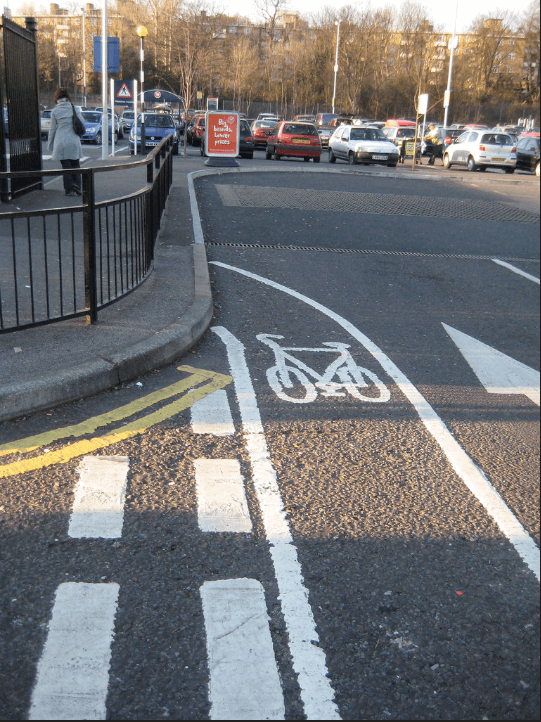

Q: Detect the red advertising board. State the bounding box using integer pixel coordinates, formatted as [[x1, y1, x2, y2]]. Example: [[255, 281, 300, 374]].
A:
[[206, 112, 239, 157]]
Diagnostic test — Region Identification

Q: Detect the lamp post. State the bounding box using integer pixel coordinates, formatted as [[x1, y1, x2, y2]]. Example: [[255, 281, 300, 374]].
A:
[[101, 0, 109, 160], [443, 1, 459, 128], [332, 20, 341, 115], [137, 25, 148, 155], [80, 7, 86, 108]]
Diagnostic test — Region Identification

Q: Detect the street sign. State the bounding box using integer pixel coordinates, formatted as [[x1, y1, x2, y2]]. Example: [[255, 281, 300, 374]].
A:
[[418, 93, 429, 115], [93, 37, 120, 73], [206, 112, 239, 158], [197, 91, 203, 100], [207, 97, 219, 111], [114, 80, 135, 106]]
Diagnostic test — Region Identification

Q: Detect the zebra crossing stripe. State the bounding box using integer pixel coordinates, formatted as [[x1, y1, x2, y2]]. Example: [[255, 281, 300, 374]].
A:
[[201, 578, 285, 720], [195, 459, 252, 533], [29, 583, 119, 720], [69, 456, 130, 539], [191, 389, 235, 435]]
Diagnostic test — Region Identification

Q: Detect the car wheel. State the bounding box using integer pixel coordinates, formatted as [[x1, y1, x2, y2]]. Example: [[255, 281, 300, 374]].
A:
[[536, 161, 540, 178], [478, 166, 487, 172], [313, 156, 320, 163], [246, 153, 254, 160], [173, 144, 179, 156], [348, 152, 355, 165], [275, 152, 282, 160], [118, 130, 123, 140], [303, 156, 310, 162], [467, 155, 477, 172], [443, 153, 451, 169], [266, 149, 273, 160], [95, 132, 102, 145], [329, 149, 336, 164], [387, 163, 397, 168], [504, 167, 515, 174]]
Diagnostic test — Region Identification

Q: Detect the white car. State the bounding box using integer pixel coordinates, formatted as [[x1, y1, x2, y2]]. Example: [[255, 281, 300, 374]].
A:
[[443, 130, 516, 173], [40, 109, 52, 139], [328, 125, 400, 166]]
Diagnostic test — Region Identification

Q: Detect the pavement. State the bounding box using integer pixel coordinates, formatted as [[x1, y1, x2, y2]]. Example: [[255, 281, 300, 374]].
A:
[[0, 147, 538, 423], [0, 151, 213, 423]]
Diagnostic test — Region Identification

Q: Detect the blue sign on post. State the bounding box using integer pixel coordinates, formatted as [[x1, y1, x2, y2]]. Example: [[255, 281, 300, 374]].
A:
[[93, 37, 120, 73]]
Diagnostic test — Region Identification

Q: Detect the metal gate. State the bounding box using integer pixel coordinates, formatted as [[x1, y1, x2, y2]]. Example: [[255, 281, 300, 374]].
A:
[[0, 15, 42, 199]]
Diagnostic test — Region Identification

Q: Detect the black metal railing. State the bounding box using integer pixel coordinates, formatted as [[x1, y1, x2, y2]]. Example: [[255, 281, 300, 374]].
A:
[[0, 136, 174, 333]]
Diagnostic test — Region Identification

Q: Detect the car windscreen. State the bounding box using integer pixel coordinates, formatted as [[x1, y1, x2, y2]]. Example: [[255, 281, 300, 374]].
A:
[[255, 121, 275, 129], [83, 112, 101, 123], [282, 124, 317, 136], [123, 112, 134, 119], [42, 111, 52, 118], [350, 128, 386, 141], [139, 115, 175, 128], [240, 121, 252, 135], [481, 133, 512, 145], [396, 128, 415, 138]]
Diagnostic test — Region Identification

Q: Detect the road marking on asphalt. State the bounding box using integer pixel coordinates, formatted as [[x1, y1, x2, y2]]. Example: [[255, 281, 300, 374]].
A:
[[211, 264, 540, 583], [0, 367, 231, 478], [191, 390, 235, 435], [212, 326, 341, 720], [200, 579, 285, 720], [195, 459, 252, 533], [201, 578, 285, 720], [443, 324, 540, 406], [215, 184, 241, 207], [492, 258, 540, 284], [68, 456, 130, 538], [29, 582, 118, 720]]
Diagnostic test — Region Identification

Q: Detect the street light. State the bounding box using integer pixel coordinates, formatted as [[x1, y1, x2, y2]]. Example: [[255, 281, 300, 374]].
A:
[[137, 25, 148, 155], [443, 1, 459, 128], [80, 7, 86, 108], [332, 20, 341, 115], [101, 0, 109, 160]]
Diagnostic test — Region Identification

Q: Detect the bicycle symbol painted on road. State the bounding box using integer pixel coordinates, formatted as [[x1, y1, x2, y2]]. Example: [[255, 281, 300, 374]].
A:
[[257, 334, 391, 404]]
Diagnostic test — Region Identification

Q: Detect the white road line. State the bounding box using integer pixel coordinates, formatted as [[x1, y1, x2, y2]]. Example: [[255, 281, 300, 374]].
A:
[[212, 326, 341, 720], [211, 265, 540, 583], [191, 389, 235, 435], [201, 578, 285, 720], [69, 455, 129, 539], [492, 258, 540, 284], [29, 582, 119, 720], [194, 459, 252, 533]]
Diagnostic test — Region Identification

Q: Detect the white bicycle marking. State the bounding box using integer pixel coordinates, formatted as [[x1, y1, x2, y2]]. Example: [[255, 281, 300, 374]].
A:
[[258, 334, 391, 404]]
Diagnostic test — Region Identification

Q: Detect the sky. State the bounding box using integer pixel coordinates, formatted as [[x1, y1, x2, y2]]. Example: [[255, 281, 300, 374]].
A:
[[6, 0, 532, 34]]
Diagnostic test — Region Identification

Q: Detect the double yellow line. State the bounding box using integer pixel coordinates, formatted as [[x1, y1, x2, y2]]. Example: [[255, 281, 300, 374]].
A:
[[0, 366, 232, 479]]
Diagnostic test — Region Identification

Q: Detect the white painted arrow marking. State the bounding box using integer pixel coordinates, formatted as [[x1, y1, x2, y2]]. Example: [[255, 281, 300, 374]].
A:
[[443, 324, 540, 406]]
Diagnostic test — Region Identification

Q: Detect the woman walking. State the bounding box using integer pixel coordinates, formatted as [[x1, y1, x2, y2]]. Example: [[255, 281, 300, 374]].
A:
[[47, 88, 85, 196]]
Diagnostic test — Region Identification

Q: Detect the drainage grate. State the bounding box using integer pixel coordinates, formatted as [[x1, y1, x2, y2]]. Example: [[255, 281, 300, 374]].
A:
[[215, 184, 540, 224], [205, 242, 540, 263]]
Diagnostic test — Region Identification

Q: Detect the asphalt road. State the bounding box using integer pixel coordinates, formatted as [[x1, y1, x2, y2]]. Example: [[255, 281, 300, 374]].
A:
[[0, 159, 539, 720]]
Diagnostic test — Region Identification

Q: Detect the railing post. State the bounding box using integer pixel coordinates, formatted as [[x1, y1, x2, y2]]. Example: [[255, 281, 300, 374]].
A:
[[82, 168, 97, 324]]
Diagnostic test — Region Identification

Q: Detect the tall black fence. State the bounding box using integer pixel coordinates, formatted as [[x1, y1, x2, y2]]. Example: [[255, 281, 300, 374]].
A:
[[0, 137, 174, 333]]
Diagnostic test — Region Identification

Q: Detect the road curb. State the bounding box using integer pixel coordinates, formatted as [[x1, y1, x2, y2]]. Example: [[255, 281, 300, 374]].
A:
[[0, 242, 213, 423]]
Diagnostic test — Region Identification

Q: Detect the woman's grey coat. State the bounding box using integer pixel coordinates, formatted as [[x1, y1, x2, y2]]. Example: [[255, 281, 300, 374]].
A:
[[47, 99, 85, 160]]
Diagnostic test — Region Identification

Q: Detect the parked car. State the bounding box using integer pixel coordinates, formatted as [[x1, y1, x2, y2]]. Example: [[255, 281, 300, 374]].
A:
[[515, 136, 540, 176], [251, 119, 279, 149], [315, 113, 338, 127], [186, 113, 205, 144], [257, 113, 281, 122], [422, 127, 463, 161], [191, 115, 206, 146], [294, 114, 316, 123], [317, 125, 333, 148], [80, 110, 117, 144], [382, 125, 417, 159], [328, 124, 399, 166], [129, 113, 179, 154], [443, 131, 516, 173], [40, 109, 52, 139], [265, 121, 321, 162], [201, 118, 255, 159], [120, 109, 135, 135]]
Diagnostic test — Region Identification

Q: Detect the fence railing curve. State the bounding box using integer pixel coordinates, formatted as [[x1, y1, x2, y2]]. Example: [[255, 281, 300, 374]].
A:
[[0, 136, 174, 333]]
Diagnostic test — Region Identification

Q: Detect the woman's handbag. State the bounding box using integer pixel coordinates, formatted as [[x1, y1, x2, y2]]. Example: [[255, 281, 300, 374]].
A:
[[71, 104, 85, 137]]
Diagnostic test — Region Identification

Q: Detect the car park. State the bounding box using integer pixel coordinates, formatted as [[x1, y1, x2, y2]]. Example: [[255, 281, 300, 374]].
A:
[[422, 127, 463, 162], [40, 109, 52, 139], [515, 136, 540, 176], [129, 113, 179, 154], [443, 130, 516, 172], [251, 119, 278, 149], [265, 121, 321, 162], [201, 118, 255, 159], [382, 125, 417, 159], [80, 110, 117, 144], [328, 124, 399, 166]]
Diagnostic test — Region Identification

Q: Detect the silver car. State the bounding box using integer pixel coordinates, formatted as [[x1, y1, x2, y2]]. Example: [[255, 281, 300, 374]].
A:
[[443, 131, 516, 173], [329, 125, 400, 166]]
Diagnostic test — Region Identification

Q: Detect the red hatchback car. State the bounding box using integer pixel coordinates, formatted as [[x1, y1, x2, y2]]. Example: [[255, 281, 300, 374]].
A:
[[265, 121, 322, 162]]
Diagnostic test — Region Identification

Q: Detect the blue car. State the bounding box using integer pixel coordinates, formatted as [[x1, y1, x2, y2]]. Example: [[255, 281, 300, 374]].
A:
[[80, 111, 117, 144], [129, 113, 179, 155]]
